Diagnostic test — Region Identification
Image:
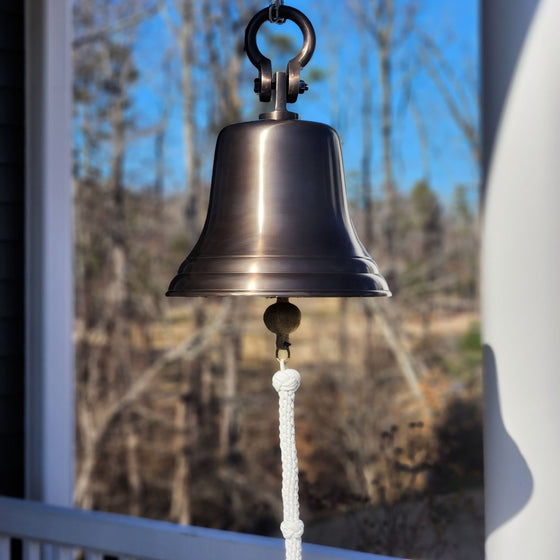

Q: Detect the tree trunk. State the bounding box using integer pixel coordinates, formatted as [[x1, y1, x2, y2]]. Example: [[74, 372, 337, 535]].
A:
[[178, 0, 203, 240], [125, 417, 142, 516], [360, 29, 374, 250], [338, 298, 350, 367], [219, 300, 241, 461], [169, 393, 195, 524], [378, 24, 397, 256]]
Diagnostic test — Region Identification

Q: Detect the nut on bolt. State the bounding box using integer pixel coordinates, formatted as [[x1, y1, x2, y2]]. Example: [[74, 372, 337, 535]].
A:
[[299, 80, 309, 93]]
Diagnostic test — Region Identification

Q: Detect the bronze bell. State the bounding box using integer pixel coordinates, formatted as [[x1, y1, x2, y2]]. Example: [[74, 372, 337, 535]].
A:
[[167, 6, 390, 298]]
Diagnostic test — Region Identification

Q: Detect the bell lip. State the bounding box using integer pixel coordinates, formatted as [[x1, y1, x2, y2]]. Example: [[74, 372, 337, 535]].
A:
[[166, 288, 392, 298]]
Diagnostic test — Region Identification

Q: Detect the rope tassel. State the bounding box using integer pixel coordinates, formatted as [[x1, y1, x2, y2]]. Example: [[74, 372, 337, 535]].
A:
[[273, 362, 304, 560]]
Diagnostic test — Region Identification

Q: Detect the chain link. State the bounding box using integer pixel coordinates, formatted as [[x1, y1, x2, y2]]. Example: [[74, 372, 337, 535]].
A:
[[269, 0, 286, 24]]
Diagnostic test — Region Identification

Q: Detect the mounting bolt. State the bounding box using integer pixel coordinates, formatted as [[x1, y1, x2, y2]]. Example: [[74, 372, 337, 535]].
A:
[[254, 78, 261, 93], [299, 80, 309, 94]]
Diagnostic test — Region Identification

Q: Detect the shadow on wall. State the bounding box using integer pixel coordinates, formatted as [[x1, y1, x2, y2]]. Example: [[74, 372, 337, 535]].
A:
[[483, 344, 533, 536]]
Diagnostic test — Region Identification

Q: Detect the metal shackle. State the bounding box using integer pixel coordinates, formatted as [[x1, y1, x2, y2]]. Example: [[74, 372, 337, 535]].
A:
[[244, 5, 316, 103]]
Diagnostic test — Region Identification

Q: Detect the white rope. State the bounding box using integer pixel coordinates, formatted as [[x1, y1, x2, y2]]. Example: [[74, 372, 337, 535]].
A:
[[273, 360, 304, 560]]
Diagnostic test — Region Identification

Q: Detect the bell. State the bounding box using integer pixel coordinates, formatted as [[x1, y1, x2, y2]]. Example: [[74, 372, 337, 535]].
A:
[[167, 6, 390, 298]]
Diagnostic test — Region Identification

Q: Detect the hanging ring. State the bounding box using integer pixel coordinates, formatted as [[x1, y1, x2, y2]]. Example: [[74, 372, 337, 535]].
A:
[[245, 5, 316, 103]]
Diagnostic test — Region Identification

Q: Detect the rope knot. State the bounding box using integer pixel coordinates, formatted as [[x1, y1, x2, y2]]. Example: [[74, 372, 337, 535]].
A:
[[272, 368, 301, 393], [280, 519, 304, 539]]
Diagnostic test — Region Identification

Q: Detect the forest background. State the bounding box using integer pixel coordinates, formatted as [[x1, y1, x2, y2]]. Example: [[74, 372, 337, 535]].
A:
[[72, 1, 482, 559]]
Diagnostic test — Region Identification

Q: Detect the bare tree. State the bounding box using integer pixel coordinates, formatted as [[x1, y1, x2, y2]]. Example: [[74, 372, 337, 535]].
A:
[[417, 32, 480, 166], [75, 303, 230, 508], [348, 0, 415, 255]]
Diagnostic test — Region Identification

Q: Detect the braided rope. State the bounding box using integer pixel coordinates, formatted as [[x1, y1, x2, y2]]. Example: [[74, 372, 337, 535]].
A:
[[273, 362, 304, 560]]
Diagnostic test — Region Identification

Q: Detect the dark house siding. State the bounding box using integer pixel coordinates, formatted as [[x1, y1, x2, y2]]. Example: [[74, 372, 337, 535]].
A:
[[0, 0, 25, 497]]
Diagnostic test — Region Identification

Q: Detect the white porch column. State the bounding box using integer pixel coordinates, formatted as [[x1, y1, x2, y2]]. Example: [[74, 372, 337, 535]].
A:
[[482, 0, 560, 557], [25, 0, 74, 506]]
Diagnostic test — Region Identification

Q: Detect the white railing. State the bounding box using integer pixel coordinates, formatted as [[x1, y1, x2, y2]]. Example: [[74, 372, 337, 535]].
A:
[[0, 497, 398, 560]]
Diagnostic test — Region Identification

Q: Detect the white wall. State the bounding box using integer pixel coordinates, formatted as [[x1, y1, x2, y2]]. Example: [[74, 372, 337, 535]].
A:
[[482, 0, 560, 557]]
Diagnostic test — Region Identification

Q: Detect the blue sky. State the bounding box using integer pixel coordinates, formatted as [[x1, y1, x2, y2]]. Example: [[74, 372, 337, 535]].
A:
[[122, 0, 479, 206]]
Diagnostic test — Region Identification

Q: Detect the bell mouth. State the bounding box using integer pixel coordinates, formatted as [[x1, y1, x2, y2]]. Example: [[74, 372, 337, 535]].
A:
[[166, 256, 391, 298]]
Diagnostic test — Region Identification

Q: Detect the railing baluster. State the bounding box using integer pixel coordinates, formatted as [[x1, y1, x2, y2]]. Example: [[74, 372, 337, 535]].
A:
[[22, 541, 40, 560], [0, 536, 10, 560], [41, 543, 54, 560], [51, 546, 73, 560]]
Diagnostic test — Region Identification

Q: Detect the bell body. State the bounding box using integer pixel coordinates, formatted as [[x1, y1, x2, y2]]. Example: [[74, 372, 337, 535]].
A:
[[167, 119, 391, 297]]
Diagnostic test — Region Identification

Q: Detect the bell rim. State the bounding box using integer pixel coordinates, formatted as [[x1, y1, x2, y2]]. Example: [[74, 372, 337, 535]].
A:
[[166, 289, 392, 298], [166, 270, 392, 298]]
